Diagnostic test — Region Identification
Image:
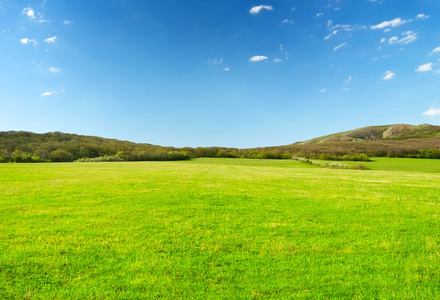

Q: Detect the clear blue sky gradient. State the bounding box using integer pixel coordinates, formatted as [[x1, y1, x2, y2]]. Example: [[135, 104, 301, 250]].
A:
[[1, 0, 439, 147]]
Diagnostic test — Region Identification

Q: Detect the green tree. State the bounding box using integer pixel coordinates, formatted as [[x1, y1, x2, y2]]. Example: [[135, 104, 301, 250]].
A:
[[50, 149, 74, 162]]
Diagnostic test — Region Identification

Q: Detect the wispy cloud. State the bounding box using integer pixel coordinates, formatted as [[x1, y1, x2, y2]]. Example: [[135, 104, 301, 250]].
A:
[[325, 21, 357, 40], [22, 6, 49, 23], [282, 19, 294, 24], [223, 67, 230, 72], [49, 67, 61, 73], [20, 38, 38, 46], [422, 108, 440, 116], [41, 89, 65, 97], [279, 44, 288, 60], [316, 12, 324, 17], [430, 47, 440, 55], [334, 42, 347, 51], [388, 31, 417, 45], [250, 5, 273, 15], [249, 55, 268, 62], [416, 14, 429, 20], [383, 70, 395, 80], [345, 76, 352, 85], [45, 36, 57, 43], [324, 30, 338, 40], [415, 63, 433, 72], [273, 58, 282, 63], [319, 88, 326, 93], [371, 18, 408, 30], [64, 20, 71, 25]]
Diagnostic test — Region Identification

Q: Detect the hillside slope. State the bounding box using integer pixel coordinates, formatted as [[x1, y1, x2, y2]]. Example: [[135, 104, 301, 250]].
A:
[[301, 124, 440, 144]]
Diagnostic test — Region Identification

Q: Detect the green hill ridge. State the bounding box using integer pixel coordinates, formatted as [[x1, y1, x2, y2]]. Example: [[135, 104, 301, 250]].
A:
[[1, 124, 440, 162], [301, 124, 440, 144]]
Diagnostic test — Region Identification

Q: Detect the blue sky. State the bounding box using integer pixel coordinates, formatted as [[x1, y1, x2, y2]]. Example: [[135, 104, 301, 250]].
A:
[[0, 0, 439, 147]]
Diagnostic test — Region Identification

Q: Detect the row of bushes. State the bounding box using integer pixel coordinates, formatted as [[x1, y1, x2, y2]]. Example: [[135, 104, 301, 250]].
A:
[[316, 153, 371, 162], [0, 149, 193, 163], [292, 156, 371, 170]]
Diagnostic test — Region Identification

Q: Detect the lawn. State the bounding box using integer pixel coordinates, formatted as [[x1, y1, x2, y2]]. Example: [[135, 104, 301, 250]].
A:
[[1, 158, 440, 299]]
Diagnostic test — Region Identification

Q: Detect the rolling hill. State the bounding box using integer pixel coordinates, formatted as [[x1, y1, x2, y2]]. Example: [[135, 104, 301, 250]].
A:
[[1, 123, 440, 162], [301, 124, 440, 144]]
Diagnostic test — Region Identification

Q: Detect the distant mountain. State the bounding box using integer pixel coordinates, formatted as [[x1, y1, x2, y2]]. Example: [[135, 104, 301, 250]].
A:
[[300, 124, 440, 144]]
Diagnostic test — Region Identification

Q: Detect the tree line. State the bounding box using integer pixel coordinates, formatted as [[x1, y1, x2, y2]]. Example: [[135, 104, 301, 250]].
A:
[[1, 131, 440, 163]]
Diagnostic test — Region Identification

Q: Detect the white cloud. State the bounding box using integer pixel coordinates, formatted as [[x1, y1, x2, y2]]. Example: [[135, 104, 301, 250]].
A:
[[383, 70, 395, 80], [41, 89, 65, 97], [273, 58, 282, 63], [49, 67, 61, 73], [316, 12, 324, 17], [371, 18, 408, 30], [422, 108, 440, 116], [430, 47, 440, 55], [249, 55, 268, 62], [415, 63, 433, 72], [388, 36, 398, 44], [334, 42, 347, 51], [324, 30, 338, 40], [22, 6, 48, 23], [213, 58, 223, 65], [20, 38, 38, 46], [332, 24, 355, 31], [325, 23, 356, 40], [250, 5, 273, 14], [319, 88, 326, 93], [279, 45, 288, 59], [223, 67, 230, 72], [64, 20, 71, 25], [388, 31, 417, 45], [380, 38, 386, 43], [416, 14, 429, 20], [345, 76, 352, 85], [45, 36, 57, 43], [282, 19, 294, 24], [22, 7, 35, 19]]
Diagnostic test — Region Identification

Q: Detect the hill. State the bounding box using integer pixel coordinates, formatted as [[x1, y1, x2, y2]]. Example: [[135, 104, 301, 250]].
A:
[[301, 124, 440, 144], [0, 131, 189, 162], [1, 124, 440, 163]]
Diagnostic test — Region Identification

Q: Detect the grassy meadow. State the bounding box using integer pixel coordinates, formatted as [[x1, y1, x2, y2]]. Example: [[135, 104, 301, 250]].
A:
[[1, 158, 440, 299]]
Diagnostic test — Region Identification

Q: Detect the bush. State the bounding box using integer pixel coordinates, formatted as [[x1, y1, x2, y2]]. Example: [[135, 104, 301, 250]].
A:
[[50, 149, 74, 162], [351, 164, 371, 170]]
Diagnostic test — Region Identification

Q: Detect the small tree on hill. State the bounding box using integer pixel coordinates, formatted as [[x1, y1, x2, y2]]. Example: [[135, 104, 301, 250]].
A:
[[50, 149, 74, 162]]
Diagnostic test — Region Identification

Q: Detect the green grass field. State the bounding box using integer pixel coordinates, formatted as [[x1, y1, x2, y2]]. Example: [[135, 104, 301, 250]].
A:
[[1, 158, 440, 299]]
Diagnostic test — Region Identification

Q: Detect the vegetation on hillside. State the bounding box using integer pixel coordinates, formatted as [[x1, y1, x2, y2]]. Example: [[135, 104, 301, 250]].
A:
[[302, 123, 440, 143], [1, 126, 440, 163], [0, 131, 191, 163]]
